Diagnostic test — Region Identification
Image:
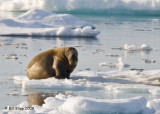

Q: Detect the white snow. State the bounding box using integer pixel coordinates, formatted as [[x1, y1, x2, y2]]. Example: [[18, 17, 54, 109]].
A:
[[0, 9, 100, 37], [1, 94, 154, 114], [59, 96, 147, 114], [0, 0, 160, 11]]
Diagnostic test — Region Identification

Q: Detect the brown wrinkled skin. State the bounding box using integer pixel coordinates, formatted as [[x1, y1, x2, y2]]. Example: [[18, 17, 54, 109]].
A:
[[26, 47, 78, 80]]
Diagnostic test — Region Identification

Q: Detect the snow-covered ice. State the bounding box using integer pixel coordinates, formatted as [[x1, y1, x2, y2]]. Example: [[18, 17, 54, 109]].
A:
[[10, 69, 160, 113], [0, 9, 100, 37], [13, 70, 160, 90], [1, 93, 155, 114]]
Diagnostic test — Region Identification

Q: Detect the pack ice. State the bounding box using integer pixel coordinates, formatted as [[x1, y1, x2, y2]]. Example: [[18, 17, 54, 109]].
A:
[[1, 94, 152, 114], [0, 9, 100, 37], [9, 70, 160, 113]]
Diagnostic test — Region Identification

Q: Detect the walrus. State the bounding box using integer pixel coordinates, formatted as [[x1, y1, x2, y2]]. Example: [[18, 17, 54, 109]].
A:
[[26, 47, 78, 80]]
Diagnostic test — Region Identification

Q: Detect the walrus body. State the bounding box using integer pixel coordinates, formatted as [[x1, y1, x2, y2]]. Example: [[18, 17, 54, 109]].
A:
[[26, 47, 78, 80]]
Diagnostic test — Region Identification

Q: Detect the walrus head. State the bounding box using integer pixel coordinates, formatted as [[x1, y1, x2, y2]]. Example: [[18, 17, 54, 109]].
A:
[[66, 47, 78, 67]]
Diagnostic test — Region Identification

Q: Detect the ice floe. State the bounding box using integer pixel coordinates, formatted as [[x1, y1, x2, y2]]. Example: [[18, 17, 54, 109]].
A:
[[1, 94, 155, 114], [99, 62, 107, 66], [124, 44, 152, 51], [112, 44, 152, 52], [99, 57, 129, 70], [59, 96, 148, 114], [7, 69, 160, 113], [0, 9, 100, 37], [147, 99, 160, 114], [5, 54, 18, 59], [13, 69, 160, 92], [117, 57, 130, 70]]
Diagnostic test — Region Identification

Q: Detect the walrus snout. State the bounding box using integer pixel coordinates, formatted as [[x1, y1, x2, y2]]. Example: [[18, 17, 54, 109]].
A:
[[72, 54, 78, 61]]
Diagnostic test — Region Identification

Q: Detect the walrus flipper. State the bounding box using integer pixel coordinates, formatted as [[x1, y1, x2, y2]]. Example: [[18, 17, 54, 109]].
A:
[[66, 70, 73, 79], [53, 58, 66, 79]]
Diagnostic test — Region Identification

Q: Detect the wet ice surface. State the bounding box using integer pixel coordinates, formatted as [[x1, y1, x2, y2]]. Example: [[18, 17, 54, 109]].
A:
[[0, 14, 160, 113]]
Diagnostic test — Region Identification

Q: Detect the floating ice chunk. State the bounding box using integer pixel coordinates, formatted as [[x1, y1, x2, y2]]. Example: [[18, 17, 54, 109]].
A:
[[130, 68, 144, 72], [147, 99, 160, 113], [5, 54, 18, 59], [59, 96, 147, 114], [100, 57, 128, 70], [124, 44, 138, 51], [13, 69, 160, 91], [59, 96, 142, 113], [149, 89, 160, 95], [117, 57, 129, 68], [6, 91, 19, 96], [140, 44, 152, 50], [143, 59, 156, 63], [99, 62, 107, 66], [1, 94, 150, 114], [106, 53, 119, 57], [20, 76, 102, 91], [123, 44, 152, 51], [18, 9, 54, 21], [0, 9, 100, 37], [99, 57, 129, 70], [43, 97, 64, 109], [10, 69, 160, 113], [106, 63, 117, 68], [18, 9, 95, 29], [0, 42, 27, 46]]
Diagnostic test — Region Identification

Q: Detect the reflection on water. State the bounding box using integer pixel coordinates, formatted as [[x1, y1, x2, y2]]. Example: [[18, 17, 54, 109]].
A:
[[27, 92, 56, 106], [124, 50, 152, 58], [0, 36, 100, 47], [27, 92, 72, 106]]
